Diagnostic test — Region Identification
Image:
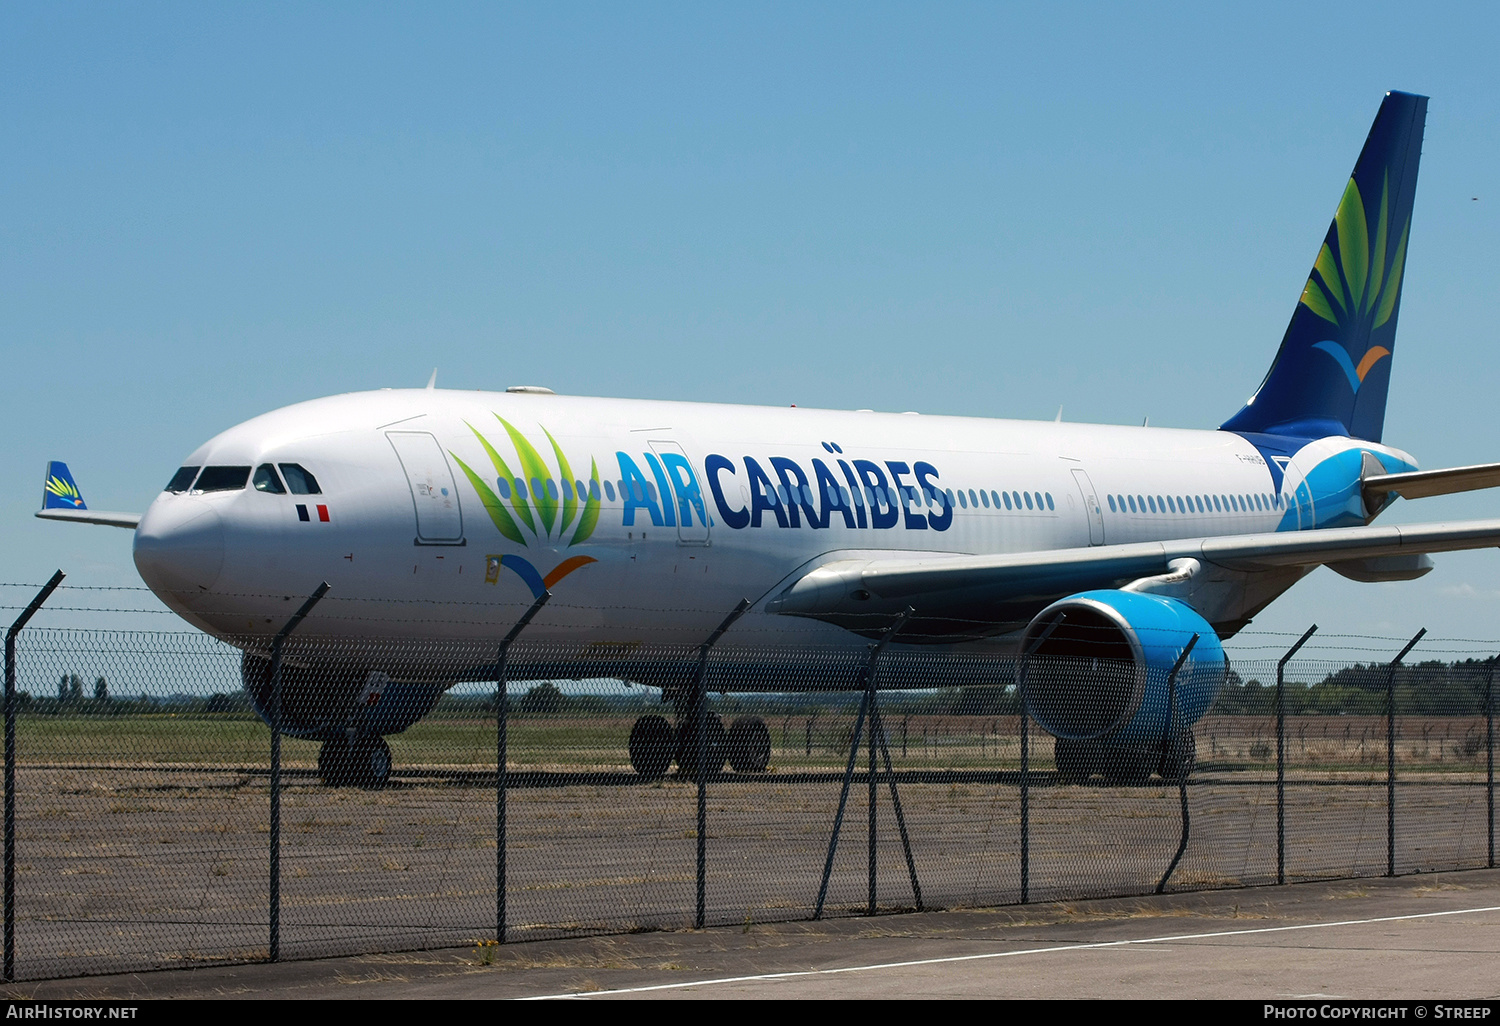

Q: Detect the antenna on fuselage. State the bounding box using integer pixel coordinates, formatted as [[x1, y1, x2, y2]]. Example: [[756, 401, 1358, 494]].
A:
[[1054, 406, 1063, 422], [425, 368, 438, 390]]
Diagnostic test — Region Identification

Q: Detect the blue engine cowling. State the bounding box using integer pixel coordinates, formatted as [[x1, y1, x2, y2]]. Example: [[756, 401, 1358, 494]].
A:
[[1019, 590, 1226, 743]]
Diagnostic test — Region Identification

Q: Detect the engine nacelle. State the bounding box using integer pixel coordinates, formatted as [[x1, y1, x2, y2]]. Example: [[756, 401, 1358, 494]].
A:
[[1020, 590, 1226, 743]]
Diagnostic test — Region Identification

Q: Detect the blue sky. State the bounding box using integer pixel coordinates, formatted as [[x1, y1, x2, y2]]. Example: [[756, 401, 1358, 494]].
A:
[[4, 3, 1499, 658]]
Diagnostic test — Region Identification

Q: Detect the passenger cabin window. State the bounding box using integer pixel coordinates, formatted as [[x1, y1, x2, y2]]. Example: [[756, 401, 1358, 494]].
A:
[[252, 464, 286, 494], [165, 466, 199, 493], [194, 466, 251, 492], [278, 464, 322, 495]]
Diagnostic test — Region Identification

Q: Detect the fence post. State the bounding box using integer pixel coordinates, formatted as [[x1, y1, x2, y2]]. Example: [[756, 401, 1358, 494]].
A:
[[1384, 629, 1425, 879], [494, 589, 552, 944], [688, 599, 750, 930], [870, 689, 923, 912], [815, 607, 910, 921], [1019, 694, 1029, 905], [4, 571, 64, 983], [1155, 634, 1199, 894], [268, 582, 329, 963], [1487, 657, 1495, 870], [1276, 625, 1318, 886], [867, 655, 878, 916]]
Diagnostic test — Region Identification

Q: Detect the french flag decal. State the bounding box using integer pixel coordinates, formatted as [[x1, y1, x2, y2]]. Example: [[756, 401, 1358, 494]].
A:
[[296, 504, 332, 522], [296, 504, 309, 521]]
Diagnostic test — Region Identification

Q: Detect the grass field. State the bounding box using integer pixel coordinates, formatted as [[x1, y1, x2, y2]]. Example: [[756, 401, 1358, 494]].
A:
[[6, 712, 1493, 775]]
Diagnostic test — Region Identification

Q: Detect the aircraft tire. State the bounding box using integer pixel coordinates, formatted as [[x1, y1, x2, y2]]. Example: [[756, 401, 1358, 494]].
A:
[[318, 736, 350, 785], [628, 715, 676, 779], [1052, 737, 1091, 784], [349, 736, 393, 789], [676, 712, 727, 779], [727, 716, 771, 773], [1102, 746, 1153, 786]]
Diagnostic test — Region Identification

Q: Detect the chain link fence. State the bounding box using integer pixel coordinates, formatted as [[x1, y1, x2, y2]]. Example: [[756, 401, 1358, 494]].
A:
[[1, 581, 1495, 981]]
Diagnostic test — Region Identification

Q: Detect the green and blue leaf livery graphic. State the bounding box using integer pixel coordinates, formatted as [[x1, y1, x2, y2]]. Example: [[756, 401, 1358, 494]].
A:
[[449, 417, 600, 597], [1299, 173, 1409, 393]]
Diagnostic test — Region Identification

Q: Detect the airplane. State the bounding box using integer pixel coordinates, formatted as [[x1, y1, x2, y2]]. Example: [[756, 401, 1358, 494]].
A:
[[37, 90, 1500, 788]]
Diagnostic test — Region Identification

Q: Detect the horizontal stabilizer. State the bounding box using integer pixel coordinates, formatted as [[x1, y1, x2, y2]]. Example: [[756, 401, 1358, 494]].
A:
[[35, 509, 141, 529], [1363, 461, 1500, 503]]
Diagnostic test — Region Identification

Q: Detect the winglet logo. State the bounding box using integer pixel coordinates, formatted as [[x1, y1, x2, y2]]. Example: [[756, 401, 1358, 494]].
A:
[[45, 475, 84, 508], [1300, 173, 1410, 393], [451, 417, 600, 597], [43, 463, 86, 510]]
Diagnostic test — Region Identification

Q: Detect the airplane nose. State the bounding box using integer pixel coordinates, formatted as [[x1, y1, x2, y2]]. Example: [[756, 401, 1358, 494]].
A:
[[133, 498, 226, 594]]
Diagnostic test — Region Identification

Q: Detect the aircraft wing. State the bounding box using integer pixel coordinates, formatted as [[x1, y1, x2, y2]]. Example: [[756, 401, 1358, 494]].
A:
[[766, 518, 1500, 621], [34, 508, 141, 529]]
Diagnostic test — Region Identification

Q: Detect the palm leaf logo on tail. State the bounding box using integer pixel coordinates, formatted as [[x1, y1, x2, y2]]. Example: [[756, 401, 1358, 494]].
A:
[[1300, 172, 1410, 393]]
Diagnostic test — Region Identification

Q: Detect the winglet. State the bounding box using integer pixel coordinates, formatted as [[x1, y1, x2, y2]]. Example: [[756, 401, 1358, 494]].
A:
[[42, 461, 87, 510]]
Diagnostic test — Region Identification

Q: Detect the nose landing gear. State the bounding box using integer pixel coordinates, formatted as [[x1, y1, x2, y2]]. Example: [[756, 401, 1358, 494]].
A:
[[317, 734, 393, 788]]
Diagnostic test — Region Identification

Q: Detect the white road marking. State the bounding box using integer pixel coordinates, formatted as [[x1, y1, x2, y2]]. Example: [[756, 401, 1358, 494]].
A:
[[524, 903, 1500, 999]]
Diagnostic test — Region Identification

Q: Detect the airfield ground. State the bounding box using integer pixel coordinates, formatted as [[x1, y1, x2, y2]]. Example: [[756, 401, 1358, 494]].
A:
[[1, 869, 1497, 1000], [3, 749, 1492, 982]]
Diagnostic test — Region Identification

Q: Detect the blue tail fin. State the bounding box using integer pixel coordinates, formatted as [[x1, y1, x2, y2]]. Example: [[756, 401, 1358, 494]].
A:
[[1222, 91, 1427, 443], [42, 462, 88, 510]]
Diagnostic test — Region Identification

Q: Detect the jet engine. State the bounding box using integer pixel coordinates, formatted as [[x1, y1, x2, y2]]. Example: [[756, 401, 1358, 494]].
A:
[[1019, 590, 1226, 780]]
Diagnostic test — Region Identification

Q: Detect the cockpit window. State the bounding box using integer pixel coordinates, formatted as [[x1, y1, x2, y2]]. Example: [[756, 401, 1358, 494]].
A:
[[165, 466, 200, 493], [194, 466, 251, 492], [252, 464, 286, 494], [278, 463, 322, 495]]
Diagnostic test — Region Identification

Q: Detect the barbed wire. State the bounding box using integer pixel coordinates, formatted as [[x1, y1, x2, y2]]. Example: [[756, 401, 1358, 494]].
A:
[[0, 605, 177, 614]]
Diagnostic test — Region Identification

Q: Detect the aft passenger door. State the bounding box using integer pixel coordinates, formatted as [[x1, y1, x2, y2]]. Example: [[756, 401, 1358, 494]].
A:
[[387, 431, 465, 545], [647, 439, 711, 545]]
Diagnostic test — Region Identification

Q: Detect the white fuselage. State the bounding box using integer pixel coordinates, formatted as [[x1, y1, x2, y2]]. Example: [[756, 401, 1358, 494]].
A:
[[131, 388, 1409, 660]]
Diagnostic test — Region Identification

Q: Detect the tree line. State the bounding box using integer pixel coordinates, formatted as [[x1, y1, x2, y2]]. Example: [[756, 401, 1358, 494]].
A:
[[11, 658, 1495, 720]]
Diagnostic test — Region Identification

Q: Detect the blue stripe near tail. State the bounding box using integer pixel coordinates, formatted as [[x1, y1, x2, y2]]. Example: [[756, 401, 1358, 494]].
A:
[[1222, 91, 1426, 443]]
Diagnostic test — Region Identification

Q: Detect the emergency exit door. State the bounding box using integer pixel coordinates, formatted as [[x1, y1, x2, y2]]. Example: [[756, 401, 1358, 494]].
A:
[[388, 431, 465, 544]]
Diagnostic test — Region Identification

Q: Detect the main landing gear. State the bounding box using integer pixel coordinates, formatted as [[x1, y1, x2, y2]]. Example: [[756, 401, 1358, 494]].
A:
[[1053, 732, 1196, 786], [628, 713, 771, 779], [318, 734, 394, 788]]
